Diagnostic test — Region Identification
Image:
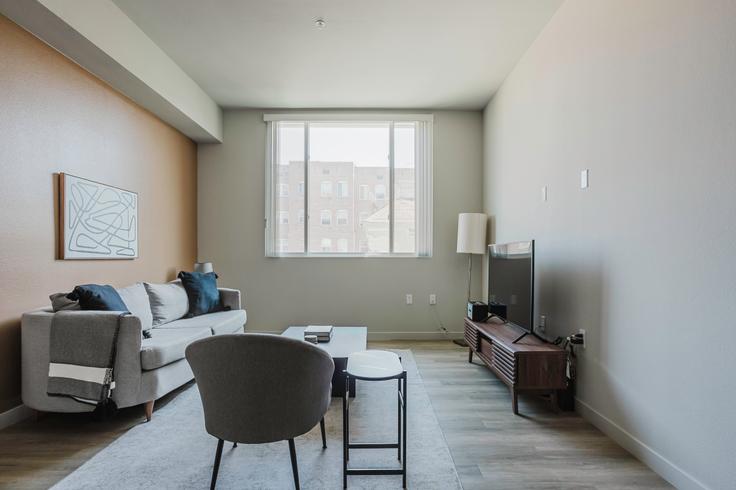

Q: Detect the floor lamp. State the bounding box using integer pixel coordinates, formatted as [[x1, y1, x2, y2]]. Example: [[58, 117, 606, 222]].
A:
[[455, 213, 487, 346]]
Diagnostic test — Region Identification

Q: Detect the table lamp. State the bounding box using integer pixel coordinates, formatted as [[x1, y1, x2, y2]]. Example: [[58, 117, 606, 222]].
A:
[[194, 262, 214, 274]]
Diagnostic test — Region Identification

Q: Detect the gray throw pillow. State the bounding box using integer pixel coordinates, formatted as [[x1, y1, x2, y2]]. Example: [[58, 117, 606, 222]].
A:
[[116, 283, 154, 331], [143, 281, 189, 326], [50, 292, 80, 312]]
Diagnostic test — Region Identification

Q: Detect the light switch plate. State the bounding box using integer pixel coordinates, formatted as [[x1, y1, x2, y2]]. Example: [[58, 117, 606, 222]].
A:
[[581, 169, 589, 189], [542, 185, 548, 201]]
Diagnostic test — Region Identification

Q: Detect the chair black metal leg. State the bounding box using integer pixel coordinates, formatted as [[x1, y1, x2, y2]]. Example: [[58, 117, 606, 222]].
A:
[[320, 417, 327, 449], [210, 439, 224, 490], [288, 438, 300, 490], [232, 442, 237, 449]]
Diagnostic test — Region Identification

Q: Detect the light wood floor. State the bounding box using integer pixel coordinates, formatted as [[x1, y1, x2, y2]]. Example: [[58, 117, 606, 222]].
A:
[[0, 341, 670, 489]]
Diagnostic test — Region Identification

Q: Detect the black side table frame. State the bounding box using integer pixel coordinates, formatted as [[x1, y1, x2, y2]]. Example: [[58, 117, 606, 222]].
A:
[[342, 368, 408, 489]]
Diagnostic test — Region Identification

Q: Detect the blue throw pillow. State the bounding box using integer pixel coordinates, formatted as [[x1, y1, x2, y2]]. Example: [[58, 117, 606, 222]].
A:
[[177, 271, 224, 317], [67, 284, 129, 312]]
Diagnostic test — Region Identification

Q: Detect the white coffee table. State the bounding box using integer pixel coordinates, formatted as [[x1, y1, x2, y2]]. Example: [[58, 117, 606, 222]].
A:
[[281, 326, 367, 398]]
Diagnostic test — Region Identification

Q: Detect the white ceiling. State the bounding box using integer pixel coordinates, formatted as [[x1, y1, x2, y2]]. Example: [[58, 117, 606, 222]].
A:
[[112, 0, 562, 109]]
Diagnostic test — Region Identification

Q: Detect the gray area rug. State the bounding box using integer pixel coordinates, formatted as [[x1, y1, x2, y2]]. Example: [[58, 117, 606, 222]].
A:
[[53, 350, 461, 489]]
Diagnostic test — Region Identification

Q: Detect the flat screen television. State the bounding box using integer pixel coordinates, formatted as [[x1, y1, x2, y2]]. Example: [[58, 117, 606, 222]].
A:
[[487, 240, 537, 343]]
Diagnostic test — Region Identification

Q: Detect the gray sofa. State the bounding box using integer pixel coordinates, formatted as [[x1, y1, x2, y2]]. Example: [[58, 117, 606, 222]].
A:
[[21, 287, 246, 419]]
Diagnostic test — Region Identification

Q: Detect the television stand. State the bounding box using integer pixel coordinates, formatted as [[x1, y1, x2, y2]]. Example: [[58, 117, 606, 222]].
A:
[[464, 317, 566, 414]]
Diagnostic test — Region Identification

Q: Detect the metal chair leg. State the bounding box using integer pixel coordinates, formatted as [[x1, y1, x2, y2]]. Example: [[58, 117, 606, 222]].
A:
[[232, 442, 237, 449], [210, 439, 224, 490], [320, 417, 327, 449], [288, 438, 300, 489]]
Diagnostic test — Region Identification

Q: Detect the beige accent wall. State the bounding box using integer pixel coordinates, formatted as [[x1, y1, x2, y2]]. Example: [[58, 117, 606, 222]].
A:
[[198, 109, 483, 338], [0, 15, 197, 413], [482, 1, 736, 488]]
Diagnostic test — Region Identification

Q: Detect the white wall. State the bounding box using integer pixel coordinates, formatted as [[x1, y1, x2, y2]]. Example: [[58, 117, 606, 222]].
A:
[[482, 1, 736, 488], [199, 109, 483, 339]]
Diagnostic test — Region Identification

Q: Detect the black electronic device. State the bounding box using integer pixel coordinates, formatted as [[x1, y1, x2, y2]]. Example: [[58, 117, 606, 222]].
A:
[[466, 301, 488, 322]]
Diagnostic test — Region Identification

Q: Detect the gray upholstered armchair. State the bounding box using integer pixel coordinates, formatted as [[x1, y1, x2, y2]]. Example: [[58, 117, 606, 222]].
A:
[[185, 334, 335, 489]]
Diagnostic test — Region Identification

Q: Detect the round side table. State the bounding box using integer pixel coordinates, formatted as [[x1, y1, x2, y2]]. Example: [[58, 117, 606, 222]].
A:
[[342, 350, 407, 488]]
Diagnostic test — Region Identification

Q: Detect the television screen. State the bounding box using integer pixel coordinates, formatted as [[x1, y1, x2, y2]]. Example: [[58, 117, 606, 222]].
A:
[[487, 240, 534, 333]]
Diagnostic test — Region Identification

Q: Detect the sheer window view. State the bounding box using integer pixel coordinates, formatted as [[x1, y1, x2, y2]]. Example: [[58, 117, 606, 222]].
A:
[[267, 118, 431, 256]]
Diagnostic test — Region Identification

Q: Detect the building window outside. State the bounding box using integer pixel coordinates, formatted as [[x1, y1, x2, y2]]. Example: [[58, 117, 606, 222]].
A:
[[320, 210, 331, 225], [375, 184, 386, 200], [359, 185, 369, 200], [279, 211, 289, 225], [337, 210, 348, 225], [321, 238, 332, 251], [279, 183, 289, 197], [321, 181, 332, 197]]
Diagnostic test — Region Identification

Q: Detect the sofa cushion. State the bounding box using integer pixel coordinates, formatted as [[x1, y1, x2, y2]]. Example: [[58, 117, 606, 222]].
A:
[[116, 283, 153, 332], [177, 271, 224, 317], [154, 310, 246, 336], [140, 327, 211, 370], [50, 292, 80, 312], [67, 284, 128, 311], [144, 281, 189, 326]]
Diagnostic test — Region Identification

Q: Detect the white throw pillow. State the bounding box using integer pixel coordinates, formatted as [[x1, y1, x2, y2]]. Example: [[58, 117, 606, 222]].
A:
[[144, 281, 189, 326], [116, 283, 154, 331]]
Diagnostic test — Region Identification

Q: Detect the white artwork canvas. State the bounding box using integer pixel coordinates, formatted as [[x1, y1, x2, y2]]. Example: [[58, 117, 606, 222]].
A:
[[59, 173, 138, 259]]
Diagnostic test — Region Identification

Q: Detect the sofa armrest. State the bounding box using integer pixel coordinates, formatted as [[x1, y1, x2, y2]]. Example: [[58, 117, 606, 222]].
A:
[[219, 288, 242, 310], [22, 309, 144, 411]]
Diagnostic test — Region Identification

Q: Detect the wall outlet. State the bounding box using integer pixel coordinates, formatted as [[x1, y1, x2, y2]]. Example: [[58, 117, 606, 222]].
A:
[[406, 294, 413, 305], [539, 315, 547, 333], [578, 328, 586, 348], [429, 294, 437, 305], [580, 169, 589, 189]]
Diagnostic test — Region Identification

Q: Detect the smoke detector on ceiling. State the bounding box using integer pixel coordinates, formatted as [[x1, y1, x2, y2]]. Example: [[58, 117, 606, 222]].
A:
[[314, 18, 326, 29]]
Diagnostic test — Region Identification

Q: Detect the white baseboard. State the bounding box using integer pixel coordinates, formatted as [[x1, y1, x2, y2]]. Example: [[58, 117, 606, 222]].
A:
[[575, 398, 709, 490], [367, 331, 464, 341], [0, 403, 34, 430], [248, 330, 464, 341]]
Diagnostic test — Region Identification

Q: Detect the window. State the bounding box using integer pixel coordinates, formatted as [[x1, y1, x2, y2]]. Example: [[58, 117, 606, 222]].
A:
[[265, 114, 433, 256]]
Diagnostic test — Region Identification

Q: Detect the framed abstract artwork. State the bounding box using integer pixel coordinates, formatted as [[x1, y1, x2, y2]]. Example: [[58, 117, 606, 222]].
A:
[[58, 173, 138, 259]]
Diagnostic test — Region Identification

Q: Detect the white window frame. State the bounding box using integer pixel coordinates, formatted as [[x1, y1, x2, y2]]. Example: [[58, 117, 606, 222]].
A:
[[265, 113, 433, 258]]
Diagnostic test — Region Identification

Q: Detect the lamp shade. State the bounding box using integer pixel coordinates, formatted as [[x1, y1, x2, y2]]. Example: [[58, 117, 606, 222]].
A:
[[456, 213, 487, 254], [194, 262, 214, 273]]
